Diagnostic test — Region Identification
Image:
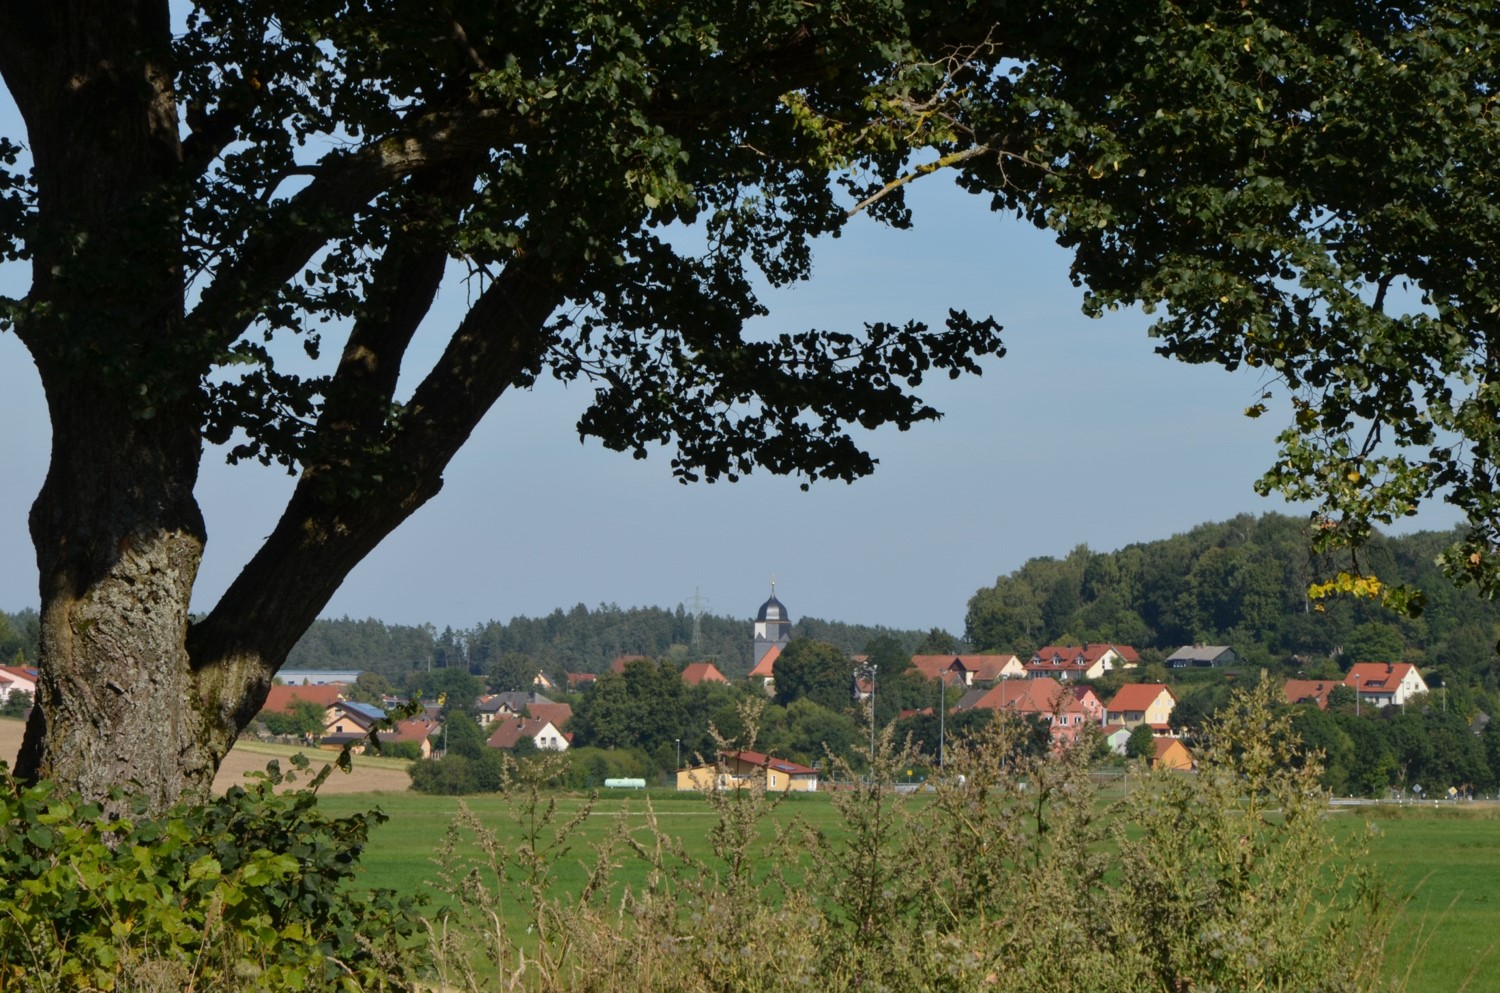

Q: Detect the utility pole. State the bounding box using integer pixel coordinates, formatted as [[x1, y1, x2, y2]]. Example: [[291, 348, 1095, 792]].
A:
[[937, 677, 946, 770]]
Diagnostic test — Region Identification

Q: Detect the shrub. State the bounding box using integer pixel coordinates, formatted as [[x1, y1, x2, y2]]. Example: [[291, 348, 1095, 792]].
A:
[[409, 749, 509, 795], [0, 756, 424, 991]]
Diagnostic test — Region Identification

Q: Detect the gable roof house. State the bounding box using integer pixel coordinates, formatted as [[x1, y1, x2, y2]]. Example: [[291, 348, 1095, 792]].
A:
[[474, 694, 508, 726], [322, 701, 386, 737], [1166, 645, 1242, 668], [1283, 678, 1343, 710], [0, 665, 38, 703], [968, 654, 1028, 682], [489, 691, 555, 717], [261, 682, 347, 714], [747, 642, 781, 693], [961, 677, 1094, 745], [486, 716, 569, 751], [910, 655, 977, 686], [677, 750, 819, 792], [1152, 737, 1195, 771], [526, 701, 574, 731], [1105, 684, 1177, 728], [909, 654, 1028, 686], [681, 662, 730, 686], [1025, 644, 1140, 681], [1344, 663, 1428, 708]]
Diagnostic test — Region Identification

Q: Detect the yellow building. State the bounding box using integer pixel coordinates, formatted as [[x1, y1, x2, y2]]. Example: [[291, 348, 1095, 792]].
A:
[[1105, 683, 1177, 728], [1151, 738, 1194, 772], [676, 750, 818, 792]]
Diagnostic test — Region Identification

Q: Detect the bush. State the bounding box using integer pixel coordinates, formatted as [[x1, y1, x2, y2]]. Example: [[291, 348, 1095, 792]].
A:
[[377, 739, 425, 761], [0, 756, 424, 991], [409, 748, 510, 795], [558, 746, 651, 789]]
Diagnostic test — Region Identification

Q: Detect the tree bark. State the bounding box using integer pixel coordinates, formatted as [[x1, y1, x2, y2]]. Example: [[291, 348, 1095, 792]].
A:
[[2, 0, 220, 809]]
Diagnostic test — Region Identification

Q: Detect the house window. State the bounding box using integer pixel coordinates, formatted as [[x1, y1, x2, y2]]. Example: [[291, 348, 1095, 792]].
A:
[[770, 774, 778, 787]]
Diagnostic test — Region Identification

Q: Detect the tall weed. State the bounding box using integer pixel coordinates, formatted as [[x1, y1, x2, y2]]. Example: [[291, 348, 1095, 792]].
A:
[[430, 681, 1397, 993]]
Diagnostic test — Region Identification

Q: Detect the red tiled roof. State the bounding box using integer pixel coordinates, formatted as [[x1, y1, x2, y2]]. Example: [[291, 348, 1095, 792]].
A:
[[749, 644, 781, 679], [567, 672, 598, 688], [382, 717, 438, 743], [1033, 644, 1140, 665], [1107, 683, 1175, 712], [1283, 678, 1341, 709], [681, 662, 730, 685], [970, 677, 1069, 716], [610, 655, 651, 675], [527, 701, 573, 729], [910, 655, 974, 680], [1344, 662, 1419, 693], [724, 750, 817, 776], [263, 683, 346, 714], [968, 655, 1023, 681], [486, 716, 556, 749]]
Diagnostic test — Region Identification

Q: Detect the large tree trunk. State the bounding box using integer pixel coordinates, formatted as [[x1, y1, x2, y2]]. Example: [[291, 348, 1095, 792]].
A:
[[0, 0, 231, 809], [15, 397, 215, 809]]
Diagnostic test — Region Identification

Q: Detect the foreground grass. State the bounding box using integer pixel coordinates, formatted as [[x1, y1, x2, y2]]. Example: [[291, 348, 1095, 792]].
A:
[[1352, 805, 1500, 990], [316, 787, 1500, 989]]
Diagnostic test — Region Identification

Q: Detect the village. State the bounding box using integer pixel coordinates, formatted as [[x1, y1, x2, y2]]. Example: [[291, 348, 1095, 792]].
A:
[[222, 584, 1442, 796]]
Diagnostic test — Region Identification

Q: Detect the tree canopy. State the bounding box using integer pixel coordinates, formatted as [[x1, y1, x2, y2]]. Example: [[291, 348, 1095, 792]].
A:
[[3, 0, 1498, 807]]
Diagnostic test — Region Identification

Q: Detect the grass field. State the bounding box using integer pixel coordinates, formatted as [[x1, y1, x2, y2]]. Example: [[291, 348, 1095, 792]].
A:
[[1350, 805, 1500, 991], [317, 788, 1500, 990]]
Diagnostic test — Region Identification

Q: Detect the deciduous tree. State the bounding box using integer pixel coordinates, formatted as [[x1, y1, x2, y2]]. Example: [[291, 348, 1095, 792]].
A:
[[0, 0, 1009, 809], [6, 0, 1498, 809]]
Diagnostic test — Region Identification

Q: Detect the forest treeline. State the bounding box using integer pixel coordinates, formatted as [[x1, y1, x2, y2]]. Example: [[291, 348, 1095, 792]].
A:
[[965, 513, 1500, 689], [278, 605, 933, 687], [2, 512, 1495, 693]]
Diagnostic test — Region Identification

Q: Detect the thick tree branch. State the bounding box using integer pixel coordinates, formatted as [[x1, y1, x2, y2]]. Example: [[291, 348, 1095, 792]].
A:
[[188, 251, 567, 726], [184, 103, 528, 352]]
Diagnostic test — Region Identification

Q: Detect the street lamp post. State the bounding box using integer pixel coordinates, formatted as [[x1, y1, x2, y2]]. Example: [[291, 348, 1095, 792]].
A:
[[1355, 675, 1361, 717], [937, 676, 946, 771], [675, 738, 682, 770]]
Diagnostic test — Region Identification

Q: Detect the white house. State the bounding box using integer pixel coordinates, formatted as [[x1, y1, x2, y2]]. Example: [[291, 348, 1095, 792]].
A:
[[1344, 662, 1428, 708]]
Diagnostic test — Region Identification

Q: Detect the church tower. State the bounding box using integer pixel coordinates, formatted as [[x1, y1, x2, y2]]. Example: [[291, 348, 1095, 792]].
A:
[[751, 582, 793, 674]]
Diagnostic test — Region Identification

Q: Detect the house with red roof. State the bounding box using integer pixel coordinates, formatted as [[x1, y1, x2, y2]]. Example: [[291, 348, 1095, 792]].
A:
[[1152, 737, 1194, 771], [1283, 678, 1343, 710], [959, 677, 1096, 745], [610, 654, 652, 675], [486, 716, 569, 751], [748, 642, 781, 689], [910, 654, 1026, 686], [1344, 663, 1428, 708], [0, 665, 38, 704], [526, 700, 574, 731], [566, 671, 598, 690], [1105, 684, 1177, 728], [676, 750, 818, 792], [681, 661, 730, 686], [1026, 644, 1139, 681], [262, 682, 347, 715]]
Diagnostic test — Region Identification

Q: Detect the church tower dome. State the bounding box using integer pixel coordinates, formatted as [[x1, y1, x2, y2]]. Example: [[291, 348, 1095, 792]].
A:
[[752, 582, 793, 672]]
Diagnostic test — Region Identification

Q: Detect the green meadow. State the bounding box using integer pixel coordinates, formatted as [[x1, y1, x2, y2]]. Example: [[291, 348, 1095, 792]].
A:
[[318, 789, 1500, 990]]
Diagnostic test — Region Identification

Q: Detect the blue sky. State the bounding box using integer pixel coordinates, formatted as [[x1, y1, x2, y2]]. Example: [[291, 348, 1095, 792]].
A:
[[0, 86, 1461, 640]]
